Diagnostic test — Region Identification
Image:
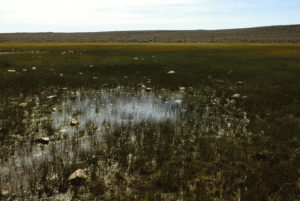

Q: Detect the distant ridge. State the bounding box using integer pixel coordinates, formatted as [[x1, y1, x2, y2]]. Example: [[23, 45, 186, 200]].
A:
[[0, 25, 300, 43]]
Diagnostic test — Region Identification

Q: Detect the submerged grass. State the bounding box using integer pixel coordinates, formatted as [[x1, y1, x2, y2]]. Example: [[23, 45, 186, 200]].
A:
[[0, 43, 299, 200]]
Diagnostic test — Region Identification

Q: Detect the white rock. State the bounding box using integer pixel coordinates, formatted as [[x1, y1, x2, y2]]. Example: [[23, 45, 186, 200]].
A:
[[52, 107, 58, 112], [32, 67, 37, 70], [145, 87, 152, 92], [70, 119, 79, 126], [232, 94, 241, 98], [19, 102, 27, 108], [8, 69, 16, 73], [47, 95, 56, 99], [68, 169, 88, 181], [36, 137, 50, 144], [167, 70, 175, 74]]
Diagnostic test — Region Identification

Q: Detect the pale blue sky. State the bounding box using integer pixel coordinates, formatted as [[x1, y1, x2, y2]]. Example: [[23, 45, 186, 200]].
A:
[[0, 0, 299, 33]]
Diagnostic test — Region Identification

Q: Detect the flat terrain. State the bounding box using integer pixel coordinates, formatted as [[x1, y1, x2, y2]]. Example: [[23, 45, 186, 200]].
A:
[[0, 43, 299, 200], [1, 25, 300, 43]]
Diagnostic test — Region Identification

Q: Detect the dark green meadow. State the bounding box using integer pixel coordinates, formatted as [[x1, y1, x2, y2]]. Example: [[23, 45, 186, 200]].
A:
[[0, 43, 299, 200]]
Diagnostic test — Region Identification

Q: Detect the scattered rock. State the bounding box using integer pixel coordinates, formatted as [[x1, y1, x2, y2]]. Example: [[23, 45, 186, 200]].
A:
[[227, 70, 233, 75], [133, 57, 138, 60], [179, 87, 185, 91], [35, 137, 50, 145], [167, 70, 175, 74], [52, 107, 58, 112], [8, 69, 16, 73], [145, 88, 152, 92], [19, 102, 27, 108], [22, 68, 27, 72], [232, 94, 241, 98], [175, 100, 182, 104], [215, 79, 225, 84], [123, 76, 128, 79], [102, 83, 109, 87], [32, 67, 37, 70], [146, 79, 151, 84], [89, 65, 94, 68], [59, 73, 64, 77], [137, 84, 146, 89], [242, 95, 248, 99], [78, 72, 83, 75], [47, 95, 56, 99], [68, 169, 88, 183], [93, 76, 98, 80], [70, 119, 79, 126], [236, 81, 244, 85]]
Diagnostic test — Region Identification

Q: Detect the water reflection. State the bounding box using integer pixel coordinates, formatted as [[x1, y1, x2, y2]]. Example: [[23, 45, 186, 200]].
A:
[[0, 89, 184, 194], [52, 90, 183, 133]]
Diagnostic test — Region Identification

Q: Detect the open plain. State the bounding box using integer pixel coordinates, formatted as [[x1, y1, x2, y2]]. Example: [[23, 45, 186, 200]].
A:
[[0, 42, 299, 200]]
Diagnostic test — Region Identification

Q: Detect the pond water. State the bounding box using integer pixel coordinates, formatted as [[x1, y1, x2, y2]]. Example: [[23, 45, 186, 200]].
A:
[[0, 89, 185, 194]]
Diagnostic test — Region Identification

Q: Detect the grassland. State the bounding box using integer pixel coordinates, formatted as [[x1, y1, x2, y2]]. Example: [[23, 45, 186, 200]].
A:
[[0, 42, 299, 200]]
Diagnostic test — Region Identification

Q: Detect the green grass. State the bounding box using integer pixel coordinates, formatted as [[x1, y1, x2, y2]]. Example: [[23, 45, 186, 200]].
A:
[[0, 43, 299, 200]]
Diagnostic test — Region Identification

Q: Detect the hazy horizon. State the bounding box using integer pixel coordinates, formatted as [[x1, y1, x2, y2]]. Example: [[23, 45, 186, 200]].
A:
[[1, 0, 300, 33]]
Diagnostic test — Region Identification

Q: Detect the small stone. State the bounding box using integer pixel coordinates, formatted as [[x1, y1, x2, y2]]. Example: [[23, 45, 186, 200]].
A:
[[145, 88, 152, 92], [52, 107, 58, 112], [78, 72, 83, 75], [93, 76, 98, 80], [236, 81, 244, 85], [215, 79, 225, 84], [47, 95, 56, 99], [22, 68, 27, 72], [123, 76, 128, 79], [179, 87, 185, 91], [167, 70, 175, 74], [19, 102, 27, 108], [68, 169, 88, 182], [36, 137, 50, 145], [232, 94, 241, 98], [59, 73, 64, 77], [32, 67, 37, 70], [70, 119, 79, 126], [8, 69, 16, 73], [89, 65, 94, 68], [138, 84, 146, 89], [175, 100, 182, 104], [242, 95, 248, 99], [133, 57, 138, 60], [102, 83, 109, 87]]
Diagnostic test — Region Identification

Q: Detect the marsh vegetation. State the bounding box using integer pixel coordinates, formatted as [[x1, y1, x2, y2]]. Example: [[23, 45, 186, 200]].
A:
[[0, 43, 299, 200]]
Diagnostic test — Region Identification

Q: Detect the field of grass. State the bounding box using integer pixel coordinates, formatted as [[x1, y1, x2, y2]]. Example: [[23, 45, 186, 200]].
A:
[[0, 42, 299, 200]]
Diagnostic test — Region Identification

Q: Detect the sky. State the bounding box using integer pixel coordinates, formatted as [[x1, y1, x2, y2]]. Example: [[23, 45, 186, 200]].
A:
[[0, 0, 299, 33]]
